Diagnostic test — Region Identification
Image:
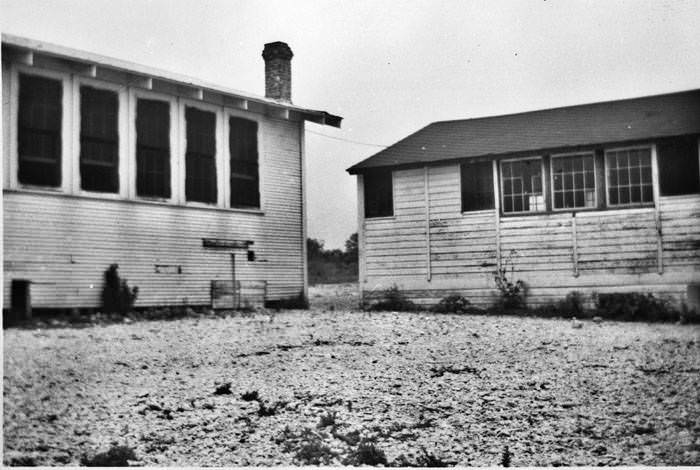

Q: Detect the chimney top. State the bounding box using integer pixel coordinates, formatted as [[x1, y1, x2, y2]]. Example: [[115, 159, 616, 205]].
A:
[[262, 41, 293, 61], [262, 42, 293, 103]]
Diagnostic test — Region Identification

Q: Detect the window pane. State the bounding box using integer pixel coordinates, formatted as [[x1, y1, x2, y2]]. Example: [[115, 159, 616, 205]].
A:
[[80, 86, 119, 193], [552, 154, 595, 209], [606, 148, 654, 207], [230, 117, 260, 208], [565, 191, 574, 208], [136, 99, 170, 198], [364, 169, 393, 218], [461, 161, 494, 212], [658, 136, 700, 196], [18, 74, 62, 186], [185, 107, 217, 203], [554, 192, 563, 208]]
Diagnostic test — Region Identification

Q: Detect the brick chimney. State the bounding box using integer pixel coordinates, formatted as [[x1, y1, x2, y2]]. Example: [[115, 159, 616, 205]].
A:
[[262, 41, 293, 103]]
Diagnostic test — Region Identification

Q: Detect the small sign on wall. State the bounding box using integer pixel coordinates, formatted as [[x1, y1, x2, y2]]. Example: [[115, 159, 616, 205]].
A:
[[202, 238, 253, 249]]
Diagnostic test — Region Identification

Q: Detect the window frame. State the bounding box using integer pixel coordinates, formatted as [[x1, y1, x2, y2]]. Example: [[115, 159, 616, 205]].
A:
[[604, 145, 655, 208], [73, 76, 128, 199], [9, 64, 72, 193], [363, 169, 394, 219], [129, 88, 179, 203], [499, 156, 546, 215], [549, 151, 598, 211], [223, 107, 265, 212], [179, 98, 224, 208]]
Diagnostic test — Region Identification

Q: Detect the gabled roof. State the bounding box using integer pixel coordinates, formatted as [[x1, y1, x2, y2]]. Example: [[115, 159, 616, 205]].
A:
[[347, 89, 700, 173], [2, 34, 342, 128]]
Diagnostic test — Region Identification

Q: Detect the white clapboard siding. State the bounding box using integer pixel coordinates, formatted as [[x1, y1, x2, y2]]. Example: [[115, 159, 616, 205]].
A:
[[363, 168, 427, 280], [3, 118, 305, 308], [361, 161, 700, 309]]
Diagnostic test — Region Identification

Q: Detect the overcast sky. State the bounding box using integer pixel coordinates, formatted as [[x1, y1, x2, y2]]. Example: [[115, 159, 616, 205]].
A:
[[3, 0, 700, 248]]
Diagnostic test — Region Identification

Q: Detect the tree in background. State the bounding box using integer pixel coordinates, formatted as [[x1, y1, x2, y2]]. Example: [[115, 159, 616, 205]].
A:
[[307, 233, 358, 285]]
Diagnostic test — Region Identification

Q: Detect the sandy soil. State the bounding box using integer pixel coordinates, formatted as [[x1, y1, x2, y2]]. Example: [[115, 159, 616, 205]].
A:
[[3, 296, 699, 466]]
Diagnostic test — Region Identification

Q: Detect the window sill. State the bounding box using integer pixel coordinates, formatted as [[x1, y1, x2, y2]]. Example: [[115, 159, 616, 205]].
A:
[[500, 204, 655, 218], [4, 187, 266, 215], [365, 215, 395, 221]]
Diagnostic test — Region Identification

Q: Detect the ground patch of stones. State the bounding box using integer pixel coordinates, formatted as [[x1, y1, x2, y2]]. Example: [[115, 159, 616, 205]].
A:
[[4, 309, 699, 466]]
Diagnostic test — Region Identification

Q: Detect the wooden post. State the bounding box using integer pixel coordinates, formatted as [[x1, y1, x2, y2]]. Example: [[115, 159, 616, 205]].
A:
[[651, 144, 663, 274], [357, 175, 366, 304], [492, 160, 501, 271], [424, 166, 432, 281], [571, 213, 579, 277], [231, 253, 237, 309]]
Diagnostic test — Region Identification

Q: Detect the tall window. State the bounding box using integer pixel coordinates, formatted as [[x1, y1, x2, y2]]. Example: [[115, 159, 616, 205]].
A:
[[551, 153, 596, 209], [606, 148, 653, 206], [17, 74, 62, 187], [185, 107, 217, 204], [80, 86, 119, 193], [658, 136, 700, 196], [229, 117, 259, 208], [364, 169, 393, 218], [500, 158, 544, 213], [461, 161, 494, 211], [136, 99, 171, 198]]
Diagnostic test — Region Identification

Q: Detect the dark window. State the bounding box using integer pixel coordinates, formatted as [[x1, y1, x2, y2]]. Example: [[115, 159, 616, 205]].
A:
[[606, 148, 653, 206], [551, 153, 596, 209], [364, 169, 393, 218], [229, 117, 259, 208], [501, 159, 544, 213], [185, 107, 217, 203], [136, 99, 171, 198], [80, 86, 119, 193], [461, 161, 494, 211], [17, 74, 62, 187], [658, 136, 699, 196]]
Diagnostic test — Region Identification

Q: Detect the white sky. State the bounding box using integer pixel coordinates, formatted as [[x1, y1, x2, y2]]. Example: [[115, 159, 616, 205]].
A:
[[3, 0, 700, 248]]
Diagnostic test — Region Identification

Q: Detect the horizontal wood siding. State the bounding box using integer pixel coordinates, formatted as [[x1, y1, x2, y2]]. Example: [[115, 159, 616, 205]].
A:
[[361, 161, 700, 309], [3, 118, 304, 308], [364, 168, 426, 279]]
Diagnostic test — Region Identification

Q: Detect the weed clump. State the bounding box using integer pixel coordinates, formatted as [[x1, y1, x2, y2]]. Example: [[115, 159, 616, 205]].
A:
[[343, 439, 388, 466], [81, 445, 137, 467], [317, 411, 338, 428], [240, 390, 259, 402], [368, 285, 417, 312], [501, 446, 512, 467]]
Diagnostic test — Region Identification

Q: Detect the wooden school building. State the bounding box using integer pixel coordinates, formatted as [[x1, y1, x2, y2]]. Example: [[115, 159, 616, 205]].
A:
[[2, 34, 341, 312], [348, 89, 700, 309]]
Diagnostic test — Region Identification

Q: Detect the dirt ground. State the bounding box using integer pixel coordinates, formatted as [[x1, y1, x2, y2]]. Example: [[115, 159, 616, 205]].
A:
[[3, 284, 699, 466]]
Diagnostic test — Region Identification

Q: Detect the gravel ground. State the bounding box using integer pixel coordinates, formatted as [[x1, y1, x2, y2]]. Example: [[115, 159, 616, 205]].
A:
[[3, 300, 699, 466]]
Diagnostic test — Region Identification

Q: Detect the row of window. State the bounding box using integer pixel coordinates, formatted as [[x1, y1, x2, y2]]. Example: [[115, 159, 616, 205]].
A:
[[16, 73, 260, 209], [364, 137, 699, 217]]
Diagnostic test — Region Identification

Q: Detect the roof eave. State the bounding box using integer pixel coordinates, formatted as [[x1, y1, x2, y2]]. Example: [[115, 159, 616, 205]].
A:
[[1, 33, 342, 128]]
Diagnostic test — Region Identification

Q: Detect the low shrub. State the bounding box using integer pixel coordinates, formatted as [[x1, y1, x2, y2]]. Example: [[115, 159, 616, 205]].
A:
[[431, 294, 475, 314], [102, 264, 138, 315], [368, 285, 417, 312], [558, 291, 586, 317], [595, 292, 679, 322]]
